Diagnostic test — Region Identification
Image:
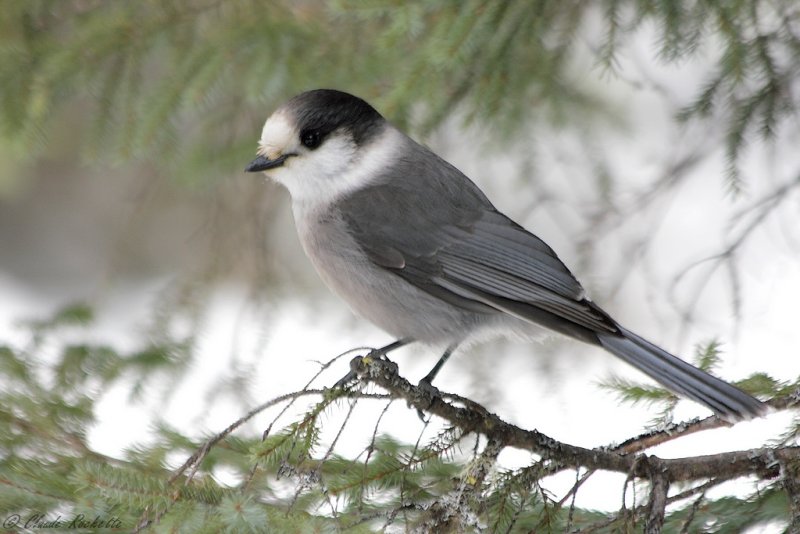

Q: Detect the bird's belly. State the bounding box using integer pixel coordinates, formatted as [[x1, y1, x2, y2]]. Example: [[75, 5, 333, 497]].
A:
[[295, 214, 487, 344]]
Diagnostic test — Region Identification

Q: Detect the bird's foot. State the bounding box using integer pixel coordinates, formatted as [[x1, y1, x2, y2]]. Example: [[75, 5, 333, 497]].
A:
[[413, 377, 441, 422], [332, 346, 396, 390]]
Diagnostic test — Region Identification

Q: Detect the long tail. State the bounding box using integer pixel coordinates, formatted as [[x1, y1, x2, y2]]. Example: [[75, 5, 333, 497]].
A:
[[597, 326, 766, 421]]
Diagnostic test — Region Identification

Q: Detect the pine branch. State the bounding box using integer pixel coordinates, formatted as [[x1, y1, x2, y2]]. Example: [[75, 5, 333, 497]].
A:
[[345, 353, 796, 483], [148, 349, 797, 531], [644, 469, 669, 534], [4, 311, 795, 532]]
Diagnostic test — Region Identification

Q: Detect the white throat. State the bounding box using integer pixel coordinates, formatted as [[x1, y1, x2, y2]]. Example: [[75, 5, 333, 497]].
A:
[[278, 126, 404, 211]]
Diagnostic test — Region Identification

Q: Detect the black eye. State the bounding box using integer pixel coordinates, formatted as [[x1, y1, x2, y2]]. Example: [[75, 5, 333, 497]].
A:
[[300, 129, 322, 149]]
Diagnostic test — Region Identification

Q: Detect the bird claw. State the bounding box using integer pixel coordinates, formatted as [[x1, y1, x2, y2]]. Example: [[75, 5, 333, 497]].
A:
[[417, 378, 441, 397], [331, 347, 397, 389], [413, 378, 441, 422]]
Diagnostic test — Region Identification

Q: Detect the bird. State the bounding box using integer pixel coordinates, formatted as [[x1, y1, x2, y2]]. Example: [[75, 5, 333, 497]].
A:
[[245, 88, 766, 421]]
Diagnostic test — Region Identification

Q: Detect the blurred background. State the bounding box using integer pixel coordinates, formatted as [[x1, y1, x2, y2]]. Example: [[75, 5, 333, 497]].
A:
[[1, 1, 799, 526]]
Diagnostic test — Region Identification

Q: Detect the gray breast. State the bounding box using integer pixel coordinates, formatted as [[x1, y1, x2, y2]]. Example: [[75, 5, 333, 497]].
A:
[[293, 204, 492, 344]]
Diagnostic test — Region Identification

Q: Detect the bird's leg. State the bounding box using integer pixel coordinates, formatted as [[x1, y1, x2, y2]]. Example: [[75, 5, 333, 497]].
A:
[[369, 338, 411, 359], [333, 338, 412, 389], [418, 343, 459, 392], [414, 343, 460, 421]]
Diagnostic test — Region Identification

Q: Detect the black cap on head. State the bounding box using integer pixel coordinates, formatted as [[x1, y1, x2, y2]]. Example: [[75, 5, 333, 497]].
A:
[[284, 89, 386, 147]]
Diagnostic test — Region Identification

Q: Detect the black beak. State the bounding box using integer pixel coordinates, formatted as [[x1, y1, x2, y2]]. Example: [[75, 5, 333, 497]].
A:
[[245, 153, 293, 172]]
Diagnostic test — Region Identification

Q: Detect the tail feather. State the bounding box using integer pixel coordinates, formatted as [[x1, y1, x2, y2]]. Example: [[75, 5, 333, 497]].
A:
[[597, 326, 767, 421]]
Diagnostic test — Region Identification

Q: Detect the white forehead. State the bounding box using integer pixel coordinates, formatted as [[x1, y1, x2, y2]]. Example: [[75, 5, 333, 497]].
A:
[[257, 110, 296, 158]]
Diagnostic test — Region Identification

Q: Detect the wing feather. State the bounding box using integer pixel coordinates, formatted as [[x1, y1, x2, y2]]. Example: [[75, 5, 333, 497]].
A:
[[336, 177, 616, 337]]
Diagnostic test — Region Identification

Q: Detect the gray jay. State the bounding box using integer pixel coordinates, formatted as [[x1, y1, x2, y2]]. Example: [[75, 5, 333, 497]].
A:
[[246, 89, 766, 421]]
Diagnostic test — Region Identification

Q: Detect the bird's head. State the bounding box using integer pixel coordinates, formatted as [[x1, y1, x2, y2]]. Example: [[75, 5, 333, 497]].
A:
[[246, 89, 391, 205]]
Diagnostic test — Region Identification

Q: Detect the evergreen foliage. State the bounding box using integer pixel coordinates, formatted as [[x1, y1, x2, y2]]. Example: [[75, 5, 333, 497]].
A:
[[1, 1, 797, 185], [2, 305, 799, 532]]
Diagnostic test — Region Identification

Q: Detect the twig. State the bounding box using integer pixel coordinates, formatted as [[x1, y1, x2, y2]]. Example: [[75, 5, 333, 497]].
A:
[[349, 354, 797, 482], [644, 468, 669, 533]]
